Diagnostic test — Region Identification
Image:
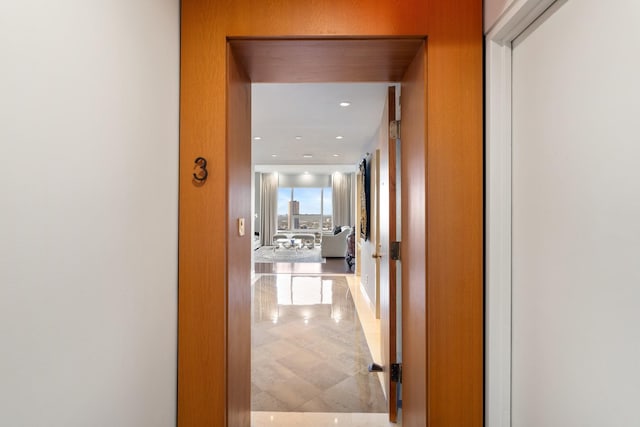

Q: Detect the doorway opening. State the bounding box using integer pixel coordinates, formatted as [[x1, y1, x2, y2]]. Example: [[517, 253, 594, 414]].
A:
[[227, 37, 424, 426], [250, 82, 396, 426]]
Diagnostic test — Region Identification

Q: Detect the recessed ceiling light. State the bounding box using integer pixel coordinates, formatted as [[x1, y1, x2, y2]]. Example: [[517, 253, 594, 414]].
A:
[[303, 154, 313, 158], [332, 154, 340, 157], [253, 136, 261, 140], [295, 136, 302, 140], [335, 136, 344, 140], [271, 154, 277, 157], [339, 101, 351, 107]]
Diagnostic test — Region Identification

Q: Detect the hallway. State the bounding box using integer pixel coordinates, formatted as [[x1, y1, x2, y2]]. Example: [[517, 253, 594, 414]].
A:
[[0, 2, 484, 425], [251, 269, 396, 427]]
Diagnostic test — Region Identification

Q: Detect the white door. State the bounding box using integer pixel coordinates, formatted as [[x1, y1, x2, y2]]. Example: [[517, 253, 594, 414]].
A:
[[510, 1, 640, 425]]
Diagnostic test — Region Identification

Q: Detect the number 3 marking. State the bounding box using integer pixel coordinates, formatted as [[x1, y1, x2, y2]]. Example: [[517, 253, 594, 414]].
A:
[[193, 157, 208, 182]]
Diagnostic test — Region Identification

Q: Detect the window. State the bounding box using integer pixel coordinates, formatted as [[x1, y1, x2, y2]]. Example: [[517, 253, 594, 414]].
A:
[[277, 187, 332, 231], [277, 187, 292, 230]]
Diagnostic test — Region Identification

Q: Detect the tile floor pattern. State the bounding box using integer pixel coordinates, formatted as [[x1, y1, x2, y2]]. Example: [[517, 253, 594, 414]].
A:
[[252, 275, 386, 413], [251, 411, 397, 427]]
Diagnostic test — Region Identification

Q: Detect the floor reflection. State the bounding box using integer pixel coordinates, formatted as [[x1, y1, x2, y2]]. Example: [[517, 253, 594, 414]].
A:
[[251, 275, 386, 413], [253, 275, 354, 326]]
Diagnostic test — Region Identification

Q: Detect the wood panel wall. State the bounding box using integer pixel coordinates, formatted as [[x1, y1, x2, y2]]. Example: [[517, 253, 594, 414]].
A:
[[401, 45, 428, 427], [426, 2, 484, 426], [225, 47, 252, 427], [179, 1, 483, 426]]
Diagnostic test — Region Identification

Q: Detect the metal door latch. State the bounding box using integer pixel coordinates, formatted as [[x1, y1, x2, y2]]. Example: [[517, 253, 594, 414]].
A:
[[390, 120, 401, 139], [391, 363, 402, 383], [390, 241, 401, 261]]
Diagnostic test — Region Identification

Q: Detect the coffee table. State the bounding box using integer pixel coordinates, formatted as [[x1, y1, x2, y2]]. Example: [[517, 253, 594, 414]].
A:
[[274, 238, 303, 252]]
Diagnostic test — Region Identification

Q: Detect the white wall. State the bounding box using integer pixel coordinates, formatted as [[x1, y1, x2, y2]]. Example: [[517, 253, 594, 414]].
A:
[[360, 150, 379, 309], [511, 1, 640, 425], [360, 96, 388, 312], [0, 1, 179, 426]]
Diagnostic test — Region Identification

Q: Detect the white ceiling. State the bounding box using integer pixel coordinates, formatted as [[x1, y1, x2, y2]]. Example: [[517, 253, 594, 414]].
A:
[[252, 83, 391, 174]]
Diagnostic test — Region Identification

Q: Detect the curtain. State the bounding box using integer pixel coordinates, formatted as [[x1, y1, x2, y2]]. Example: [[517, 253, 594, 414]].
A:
[[332, 172, 353, 227], [259, 173, 278, 246]]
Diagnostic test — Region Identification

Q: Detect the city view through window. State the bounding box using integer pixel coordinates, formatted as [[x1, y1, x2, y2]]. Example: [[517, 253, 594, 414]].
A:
[[277, 187, 332, 231]]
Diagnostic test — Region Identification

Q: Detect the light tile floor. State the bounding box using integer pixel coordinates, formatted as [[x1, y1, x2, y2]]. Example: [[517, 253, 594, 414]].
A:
[[252, 273, 399, 426], [252, 411, 398, 427], [252, 274, 386, 413]]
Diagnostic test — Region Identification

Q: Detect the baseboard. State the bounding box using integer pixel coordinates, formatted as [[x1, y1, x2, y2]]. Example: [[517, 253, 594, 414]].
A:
[[359, 280, 375, 313]]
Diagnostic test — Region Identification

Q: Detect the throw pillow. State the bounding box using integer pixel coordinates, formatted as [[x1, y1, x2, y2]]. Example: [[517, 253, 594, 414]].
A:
[[333, 225, 342, 235]]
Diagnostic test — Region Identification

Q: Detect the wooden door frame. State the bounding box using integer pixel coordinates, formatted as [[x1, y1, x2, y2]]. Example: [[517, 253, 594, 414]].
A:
[[485, 1, 563, 426], [178, 2, 483, 426], [380, 85, 398, 422]]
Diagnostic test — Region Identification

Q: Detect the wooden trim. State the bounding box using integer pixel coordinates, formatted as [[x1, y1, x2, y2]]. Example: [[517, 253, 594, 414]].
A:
[[225, 44, 252, 427], [178, 2, 228, 423], [387, 85, 398, 423], [426, 1, 484, 425], [229, 38, 425, 83], [400, 44, 428, 427], [179, 2, 483, 426]]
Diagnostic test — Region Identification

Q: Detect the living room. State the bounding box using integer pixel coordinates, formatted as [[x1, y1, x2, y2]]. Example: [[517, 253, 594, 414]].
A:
[[250, 82, 390, 273], [249, 82, 397, 424], [252, 169, 355, 264]]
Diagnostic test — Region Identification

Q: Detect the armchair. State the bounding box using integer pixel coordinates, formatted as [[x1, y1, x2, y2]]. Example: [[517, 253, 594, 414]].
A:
[[320, 227, 351, 258]]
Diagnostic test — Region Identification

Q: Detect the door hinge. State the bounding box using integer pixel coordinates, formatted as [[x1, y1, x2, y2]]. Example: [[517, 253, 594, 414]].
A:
[[390, 241, 401, 261], [391, 363, 402, 383], [390, 120, 401, 139]]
